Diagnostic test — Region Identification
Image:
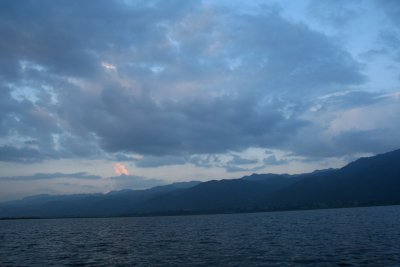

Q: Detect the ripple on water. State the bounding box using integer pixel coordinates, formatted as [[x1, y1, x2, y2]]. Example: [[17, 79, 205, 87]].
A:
[[0, 206, 400, 266]]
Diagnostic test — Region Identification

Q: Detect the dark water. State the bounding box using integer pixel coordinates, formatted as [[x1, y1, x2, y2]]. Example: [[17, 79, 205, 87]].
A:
[[0, 206, 400, 266]]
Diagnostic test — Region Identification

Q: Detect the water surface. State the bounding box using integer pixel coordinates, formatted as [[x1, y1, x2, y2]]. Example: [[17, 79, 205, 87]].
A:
[[1, 205, 400, 266]]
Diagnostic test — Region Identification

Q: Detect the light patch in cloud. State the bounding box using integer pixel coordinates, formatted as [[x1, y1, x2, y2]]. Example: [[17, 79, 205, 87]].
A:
[[101, 61, 117, 70], [114, 163, 129, 176]]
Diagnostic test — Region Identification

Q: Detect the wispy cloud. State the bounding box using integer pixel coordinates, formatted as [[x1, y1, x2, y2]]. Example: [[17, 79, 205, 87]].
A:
[[0, 172, 101, 181]]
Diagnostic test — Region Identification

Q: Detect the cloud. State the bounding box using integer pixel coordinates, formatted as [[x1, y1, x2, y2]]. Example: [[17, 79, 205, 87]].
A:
[[188, 154, 222, 168], [1, 0, 397, 167], [0, 0, 199, 80], [0, 146, 52, 163], [101, 62, 117, 71], [375, 0, 400, 26], [0, 172, 101, 181], [307, 0, 361, 28], [134, 155, 187, 168], [227, 155, 258, 165], [225, 165, 248, 173], [109, 175, 165, 190], [114, 163, 129, 176], [284, 91, 400, 158], [263, 155, 287, 165], [374, 1, 400, 65], [225, 165, 264, 173]]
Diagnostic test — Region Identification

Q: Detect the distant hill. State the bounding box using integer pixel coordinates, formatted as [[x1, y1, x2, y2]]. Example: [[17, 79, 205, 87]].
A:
[[0, 149, 399, 218]]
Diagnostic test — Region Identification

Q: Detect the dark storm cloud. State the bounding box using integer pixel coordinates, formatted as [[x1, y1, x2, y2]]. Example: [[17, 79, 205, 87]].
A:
[[0, 0, 381, 164], [0, 172, 101, 181]]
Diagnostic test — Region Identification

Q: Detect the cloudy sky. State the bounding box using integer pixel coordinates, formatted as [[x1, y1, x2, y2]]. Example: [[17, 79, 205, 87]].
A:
[[0, 0, 399, 201]]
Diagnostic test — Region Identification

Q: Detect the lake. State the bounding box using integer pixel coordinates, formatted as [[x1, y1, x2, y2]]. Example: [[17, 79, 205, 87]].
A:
[[0, 205, 399, 266]]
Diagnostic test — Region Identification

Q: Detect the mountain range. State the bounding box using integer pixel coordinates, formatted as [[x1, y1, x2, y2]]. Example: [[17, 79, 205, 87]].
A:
[[1, 149, 399, 219]]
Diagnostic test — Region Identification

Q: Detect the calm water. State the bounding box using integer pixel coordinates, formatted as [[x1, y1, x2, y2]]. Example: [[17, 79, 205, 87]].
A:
[[0, 206, 399, 266]]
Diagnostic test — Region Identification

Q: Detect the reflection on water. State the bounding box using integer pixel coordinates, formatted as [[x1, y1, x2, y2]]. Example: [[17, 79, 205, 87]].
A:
[[1, 205, 400, 266]]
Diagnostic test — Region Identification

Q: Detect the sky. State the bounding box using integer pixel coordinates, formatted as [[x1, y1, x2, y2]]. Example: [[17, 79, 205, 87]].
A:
[[0, 0, 399, 201]]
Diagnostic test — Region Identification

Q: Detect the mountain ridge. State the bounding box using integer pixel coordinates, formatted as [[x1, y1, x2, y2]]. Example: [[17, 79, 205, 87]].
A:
[[0, 149, 399, 218]]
